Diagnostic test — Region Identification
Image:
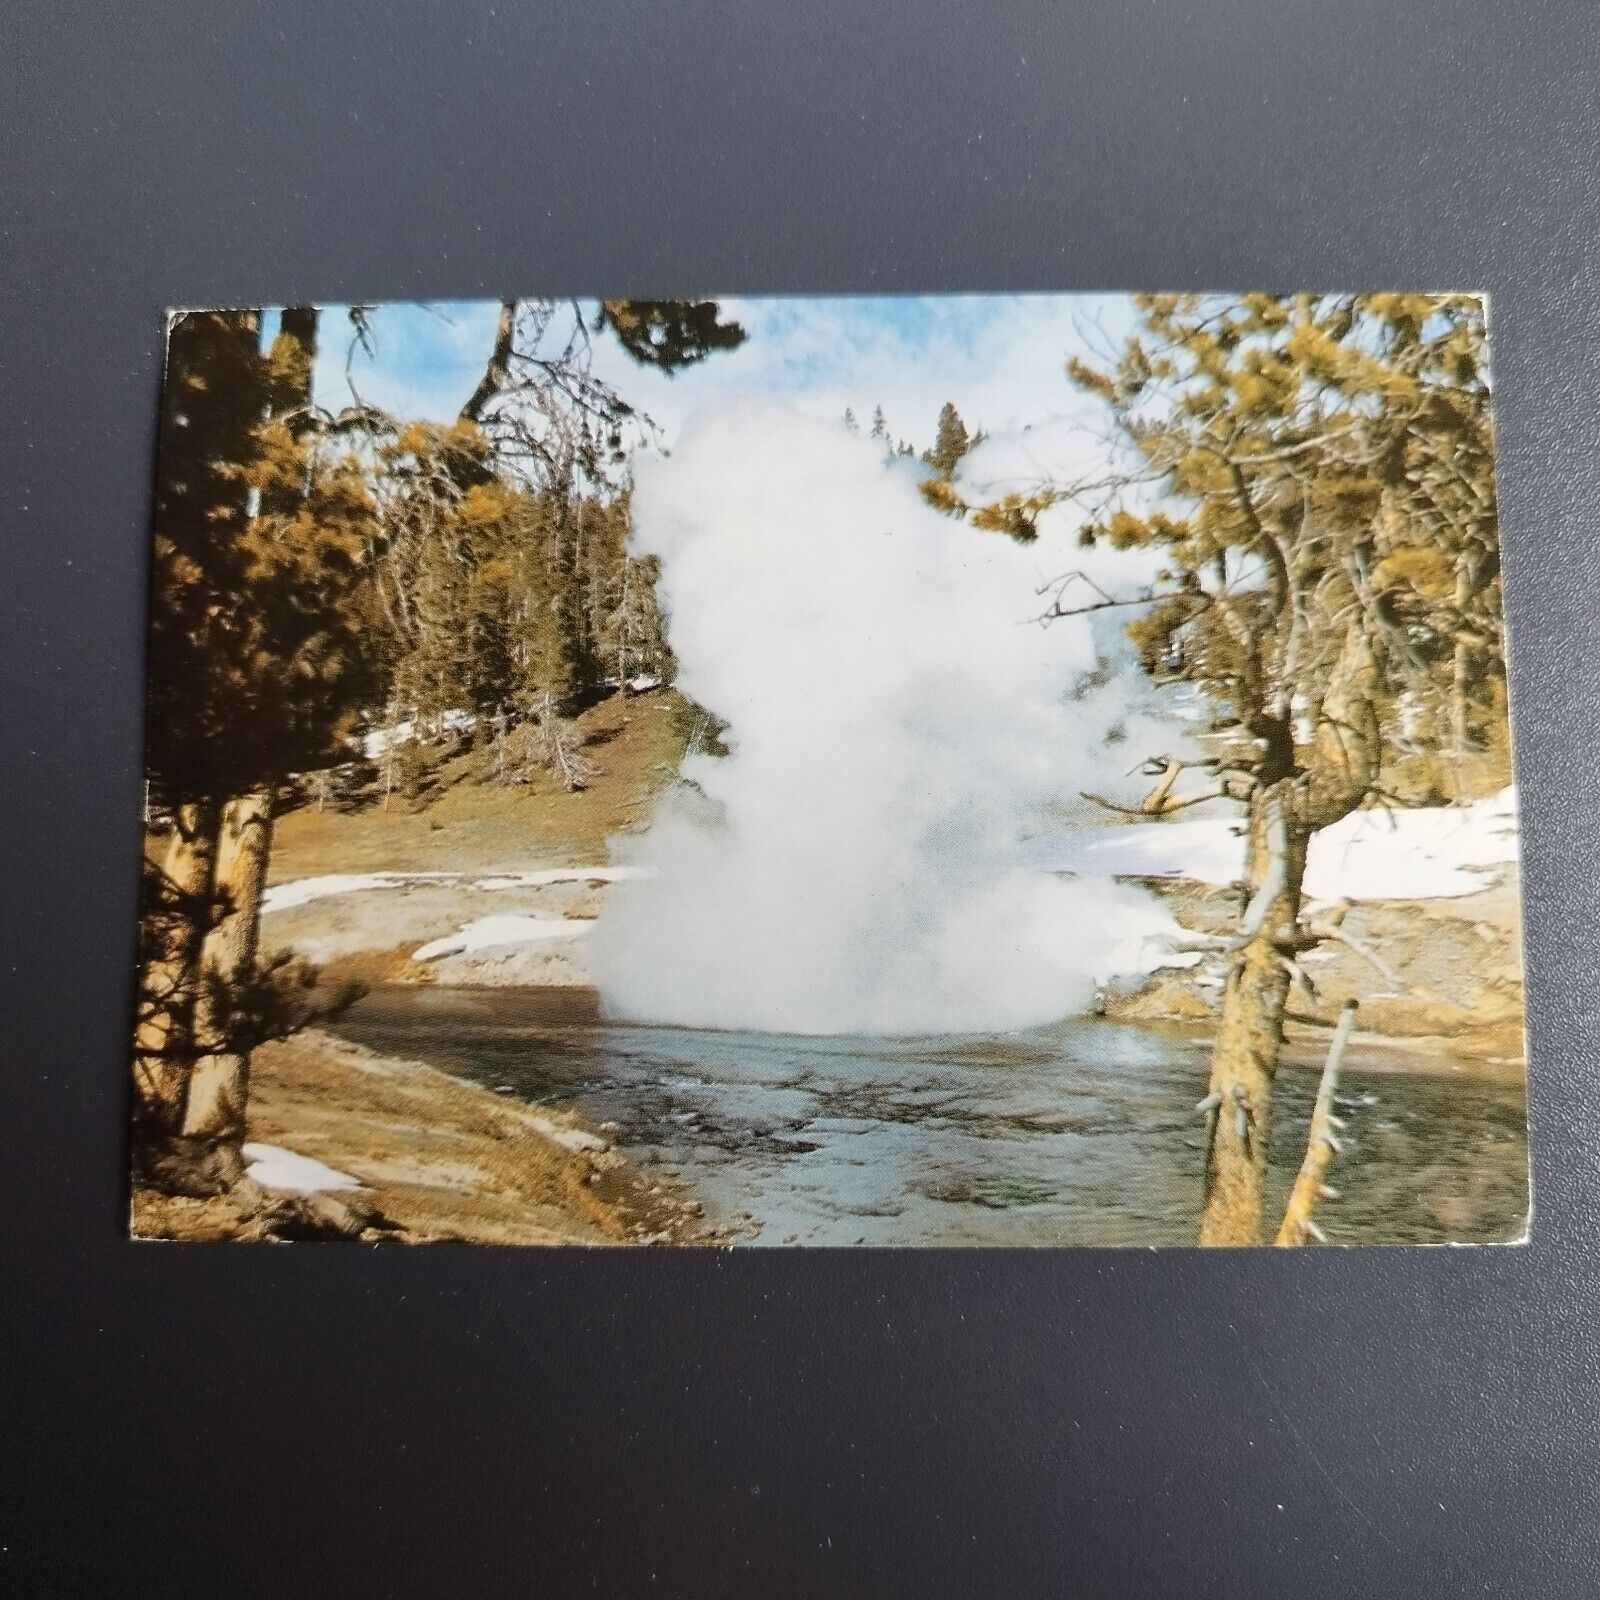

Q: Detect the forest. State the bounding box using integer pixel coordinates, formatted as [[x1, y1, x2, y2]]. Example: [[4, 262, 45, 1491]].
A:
[[134, 301, 739, 1174], [130, 292, 1520, 1249]]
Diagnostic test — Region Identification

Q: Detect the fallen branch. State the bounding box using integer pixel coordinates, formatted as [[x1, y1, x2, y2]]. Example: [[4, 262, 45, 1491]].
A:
[[1304, 920, 1404, 990], [1274, 1000, 1358, 1246], [1079, 786, 1231, 818]]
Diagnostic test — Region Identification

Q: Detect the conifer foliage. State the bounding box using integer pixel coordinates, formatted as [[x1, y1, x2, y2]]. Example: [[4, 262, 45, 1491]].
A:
[[133, 298, 743, 1192], [137, 309, 378, 1168], [1039, 293, 1503, 1242], [923, 400, 972, 477]]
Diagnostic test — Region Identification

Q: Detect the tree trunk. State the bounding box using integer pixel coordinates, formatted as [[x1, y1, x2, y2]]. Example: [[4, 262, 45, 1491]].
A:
[[1450, 556, 1474, 804], [460, 300, 516, 423], [1197, 781, 1309, 1245], [1450, 556, 1480, 805], [1197, 622, 1377, 1244], [1274, 999, 1357, 1245], [182, 788, 274, 1141], [1450, 640, 1471, 804], [132, 800, 220, 1133]]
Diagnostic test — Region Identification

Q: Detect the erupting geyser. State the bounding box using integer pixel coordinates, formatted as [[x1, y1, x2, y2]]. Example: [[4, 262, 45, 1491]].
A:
[[592, 404, 1182, 1034]]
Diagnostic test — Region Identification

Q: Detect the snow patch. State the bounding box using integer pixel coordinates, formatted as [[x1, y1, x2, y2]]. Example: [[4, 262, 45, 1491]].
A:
[[528, 1117, 610, 1153], [242, 1142, 362, 1194], [262, 866, 646, 915], [1033, 788, 1518, 903], [359, 708, 476, 760], [262, 871, 456, 913], [411, 915, 595, 962]]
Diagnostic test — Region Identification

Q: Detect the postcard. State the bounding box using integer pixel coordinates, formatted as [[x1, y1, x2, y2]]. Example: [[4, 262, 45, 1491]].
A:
[[131, 293, 1526, 1246]]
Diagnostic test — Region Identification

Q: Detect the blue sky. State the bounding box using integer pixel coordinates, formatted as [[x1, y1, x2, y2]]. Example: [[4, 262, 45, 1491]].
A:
[[296, 294, 1136, 462]]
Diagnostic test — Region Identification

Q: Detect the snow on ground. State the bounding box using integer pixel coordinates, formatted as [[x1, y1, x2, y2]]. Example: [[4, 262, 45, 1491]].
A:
[[242, 1142, 362, 1194], [1033, 787, 1518, 902], [359, 709, 476, 760], [262, 866, 646, 915], [266, 790, 1514, 982], [411, 915, 594, 962], [262, 871, 456, 913], [528, 1117, 610, 1153]]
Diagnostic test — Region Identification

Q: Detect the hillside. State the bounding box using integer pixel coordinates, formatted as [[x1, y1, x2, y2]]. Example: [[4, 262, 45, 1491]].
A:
[[272, 685, 695, 881]]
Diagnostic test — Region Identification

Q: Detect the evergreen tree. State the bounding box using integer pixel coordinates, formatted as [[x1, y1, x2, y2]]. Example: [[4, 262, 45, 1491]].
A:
[[1035, 293, 1502, 1243], [137, 308, 379, 1161], [923, 401, 972, 478], [134, 297, 743, 1194]]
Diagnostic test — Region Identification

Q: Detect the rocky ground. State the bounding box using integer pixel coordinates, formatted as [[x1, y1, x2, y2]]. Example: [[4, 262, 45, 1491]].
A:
[[1103, 873, 1525, 1070], [267, 870, 605, 989]]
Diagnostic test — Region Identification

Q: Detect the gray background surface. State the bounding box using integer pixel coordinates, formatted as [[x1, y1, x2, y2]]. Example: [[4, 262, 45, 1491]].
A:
[[2, 2, 1596, 1594]]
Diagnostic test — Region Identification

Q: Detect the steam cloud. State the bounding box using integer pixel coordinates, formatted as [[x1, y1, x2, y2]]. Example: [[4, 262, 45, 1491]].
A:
[[592, 404, 1184, 1034]]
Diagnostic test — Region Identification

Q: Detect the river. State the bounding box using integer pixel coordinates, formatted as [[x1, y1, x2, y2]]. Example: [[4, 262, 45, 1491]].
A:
[[333, 986, 1528, 1247]]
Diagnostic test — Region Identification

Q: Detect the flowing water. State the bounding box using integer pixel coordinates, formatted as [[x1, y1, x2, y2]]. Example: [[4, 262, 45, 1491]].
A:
[[334, 986, 1529, 1247]]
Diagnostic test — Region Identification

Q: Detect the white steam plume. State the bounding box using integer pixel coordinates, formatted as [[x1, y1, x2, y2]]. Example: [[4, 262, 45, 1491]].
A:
[[592, 404, 1187, 1035]]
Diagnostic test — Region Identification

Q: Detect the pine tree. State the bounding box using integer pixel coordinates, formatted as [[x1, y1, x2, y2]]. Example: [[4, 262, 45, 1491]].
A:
[[137, 308, 379, 1162], [1039, 293, 1503, 1243], [135, 297, 743, 1191], [923, 401, 972, 478], [136, 311, 262, 1139]]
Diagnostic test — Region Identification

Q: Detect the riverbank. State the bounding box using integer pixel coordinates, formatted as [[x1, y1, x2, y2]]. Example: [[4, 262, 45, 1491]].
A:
[[330, 985, 1528, 1246], [130, 1026, 714, 1245], [258, 862, 1526, 1075], [255, 704, 1524, 1075], [1102, 873, 1525, 1069]]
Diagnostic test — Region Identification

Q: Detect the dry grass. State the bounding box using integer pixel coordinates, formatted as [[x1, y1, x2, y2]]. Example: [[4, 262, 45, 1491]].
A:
[[315, 945, 428, 989], [131, 1028, 712, 1246], [272, 688, 691, 881]]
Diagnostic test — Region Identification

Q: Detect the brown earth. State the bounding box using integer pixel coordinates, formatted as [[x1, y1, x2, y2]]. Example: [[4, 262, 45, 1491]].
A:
[[135, 689, 710, 1246], [272, 686, 691, 880], [259, 689, 686, 990], [131, 1027, 716, 1246]]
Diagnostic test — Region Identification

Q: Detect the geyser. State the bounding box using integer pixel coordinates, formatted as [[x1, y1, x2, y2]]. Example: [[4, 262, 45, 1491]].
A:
[[592, 404, 1182, 1034]]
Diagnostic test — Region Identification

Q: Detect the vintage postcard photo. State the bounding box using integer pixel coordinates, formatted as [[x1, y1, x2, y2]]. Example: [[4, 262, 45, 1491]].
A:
[[131, 293, 1527, 1246]]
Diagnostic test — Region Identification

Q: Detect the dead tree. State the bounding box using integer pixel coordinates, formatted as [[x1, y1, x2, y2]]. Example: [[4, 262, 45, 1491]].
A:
[[1274, 1000, 1358, 1245]]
